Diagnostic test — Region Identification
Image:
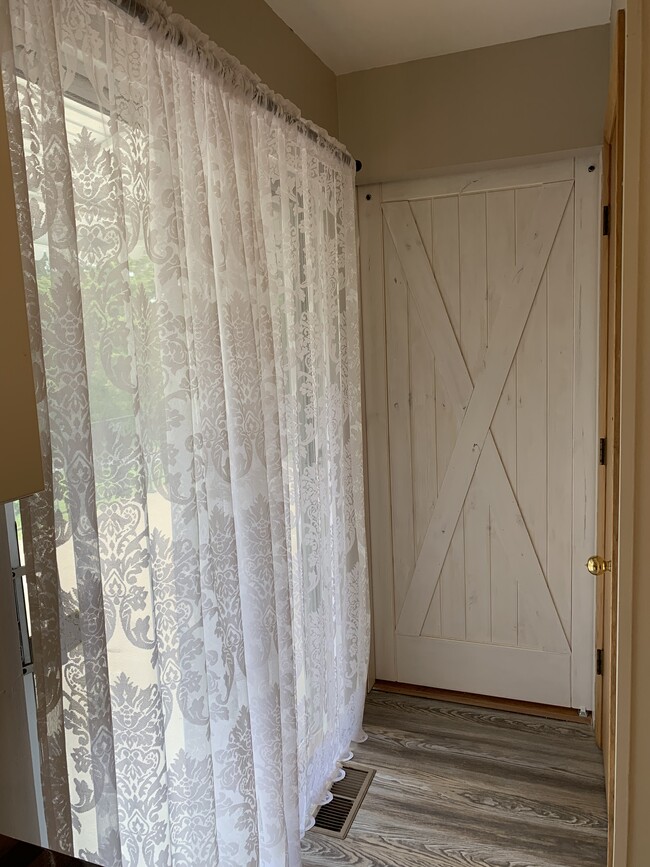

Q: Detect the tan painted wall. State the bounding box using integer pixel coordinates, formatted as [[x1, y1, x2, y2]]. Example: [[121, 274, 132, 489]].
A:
[[171, 0, 339, 135], [0, 75, 42, 504], [338, 26, 610, 184]]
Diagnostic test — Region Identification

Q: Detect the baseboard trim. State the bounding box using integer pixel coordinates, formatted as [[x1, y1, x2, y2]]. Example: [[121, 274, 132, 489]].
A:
[[373, 680, 593, 725]]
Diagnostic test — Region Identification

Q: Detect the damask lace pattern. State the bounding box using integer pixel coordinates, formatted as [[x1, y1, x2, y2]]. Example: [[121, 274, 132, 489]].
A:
[[1, 0, 370, 864]]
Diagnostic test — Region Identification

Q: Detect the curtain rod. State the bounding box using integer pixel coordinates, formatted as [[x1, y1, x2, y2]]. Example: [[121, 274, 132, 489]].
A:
[[107, 0, 360, 171]]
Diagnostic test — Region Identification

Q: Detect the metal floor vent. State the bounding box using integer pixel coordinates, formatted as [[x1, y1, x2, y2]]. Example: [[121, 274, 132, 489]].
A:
[[312, 763, 375, 839]]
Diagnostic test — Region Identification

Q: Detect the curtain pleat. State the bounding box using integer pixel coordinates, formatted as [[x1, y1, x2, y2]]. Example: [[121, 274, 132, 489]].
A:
[[1, 0, 370, 864]]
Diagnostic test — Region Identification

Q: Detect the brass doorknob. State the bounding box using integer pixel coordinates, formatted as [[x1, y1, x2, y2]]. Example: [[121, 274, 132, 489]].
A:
[[586, 555, 612, 576]]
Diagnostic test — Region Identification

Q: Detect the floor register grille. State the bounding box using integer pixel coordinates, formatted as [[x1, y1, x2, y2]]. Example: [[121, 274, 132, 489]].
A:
[[312, 763, 375, 838]]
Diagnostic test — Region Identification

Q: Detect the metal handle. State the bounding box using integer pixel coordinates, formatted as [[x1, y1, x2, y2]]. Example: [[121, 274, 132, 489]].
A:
[[586, 555, 612, 576]]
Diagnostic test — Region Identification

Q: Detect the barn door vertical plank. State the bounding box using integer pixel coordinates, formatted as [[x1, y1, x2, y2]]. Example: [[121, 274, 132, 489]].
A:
[[459, 193, 492, 644], [410, 199, 441, 635], [515, 185, 549, 646], [428, 195, 465, 640], [487, 189, 518, 647], [488, 190, 518, 485], [547, 187, 575, 640], [572, 155, 600, 709], [385, 229, 416, 620], [358, 184, 396, 681]]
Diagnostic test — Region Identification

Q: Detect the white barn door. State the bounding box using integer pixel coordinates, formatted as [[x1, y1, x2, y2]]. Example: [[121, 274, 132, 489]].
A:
[[359, 156, 600, 709]]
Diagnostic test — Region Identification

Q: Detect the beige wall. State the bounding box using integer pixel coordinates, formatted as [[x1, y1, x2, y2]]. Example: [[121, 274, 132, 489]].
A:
[[0, 75, 42, 504], [338, 26, 610, 184], [171, 0, 339, 135]]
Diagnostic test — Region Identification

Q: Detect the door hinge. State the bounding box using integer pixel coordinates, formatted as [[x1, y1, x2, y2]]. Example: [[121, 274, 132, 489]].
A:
[[596, 648, 604, 676], [603, 204, 610, 236], [599, 437, 607, 466]]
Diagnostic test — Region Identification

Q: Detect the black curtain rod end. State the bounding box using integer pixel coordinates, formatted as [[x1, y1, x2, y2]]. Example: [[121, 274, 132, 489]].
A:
[[355, 159, 362, 173]]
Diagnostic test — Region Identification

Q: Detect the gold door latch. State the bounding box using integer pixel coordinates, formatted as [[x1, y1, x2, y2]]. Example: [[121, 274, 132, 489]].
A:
[[586, 555, 612, 576]]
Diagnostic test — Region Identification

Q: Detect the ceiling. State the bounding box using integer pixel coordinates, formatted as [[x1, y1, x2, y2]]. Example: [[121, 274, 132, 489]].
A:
[[264, 0, 612, 75]]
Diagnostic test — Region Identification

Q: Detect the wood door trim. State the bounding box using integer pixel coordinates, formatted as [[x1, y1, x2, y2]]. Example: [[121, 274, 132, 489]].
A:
[[605, 11, 625, 148], [374, 680, 592, 725], [608, 37, 624, 863], [611, 0, 644, 861], [594, 11, 625, 867]]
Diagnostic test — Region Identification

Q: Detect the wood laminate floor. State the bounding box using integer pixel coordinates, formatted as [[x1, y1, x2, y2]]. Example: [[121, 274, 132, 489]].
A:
[[301, 691, 607, 867]]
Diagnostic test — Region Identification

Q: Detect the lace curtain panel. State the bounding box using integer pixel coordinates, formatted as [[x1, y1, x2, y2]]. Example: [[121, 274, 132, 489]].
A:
[[1, 0, 370, 864]]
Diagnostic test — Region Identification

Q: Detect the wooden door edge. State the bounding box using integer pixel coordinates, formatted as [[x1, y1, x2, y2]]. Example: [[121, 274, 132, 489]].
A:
[[611, 0, 644, 864]]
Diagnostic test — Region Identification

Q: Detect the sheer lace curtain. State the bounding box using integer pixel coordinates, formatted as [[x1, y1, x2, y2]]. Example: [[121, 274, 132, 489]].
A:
[[1, 0, 370, 864]]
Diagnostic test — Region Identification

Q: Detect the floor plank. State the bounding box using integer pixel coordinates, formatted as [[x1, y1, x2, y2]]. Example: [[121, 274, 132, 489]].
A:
[[301, 691, 607, 867]]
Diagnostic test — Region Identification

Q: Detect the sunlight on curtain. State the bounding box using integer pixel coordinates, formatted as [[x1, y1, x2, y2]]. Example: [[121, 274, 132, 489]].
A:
[[0, 0, 369, 864]]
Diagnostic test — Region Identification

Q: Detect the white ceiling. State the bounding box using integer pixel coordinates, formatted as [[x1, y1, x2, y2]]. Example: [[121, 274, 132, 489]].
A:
[[264, 0, 612, 75]]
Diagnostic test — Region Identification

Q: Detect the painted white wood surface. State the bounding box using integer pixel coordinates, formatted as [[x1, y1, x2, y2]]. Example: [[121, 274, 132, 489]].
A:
[[358, 185, 396, 681], [396, 636, 572, 707], [389, 180, 573, 638], [572, 155, 600, 712], [382, 158, 576, 204], [359, 156, 600, 708]]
